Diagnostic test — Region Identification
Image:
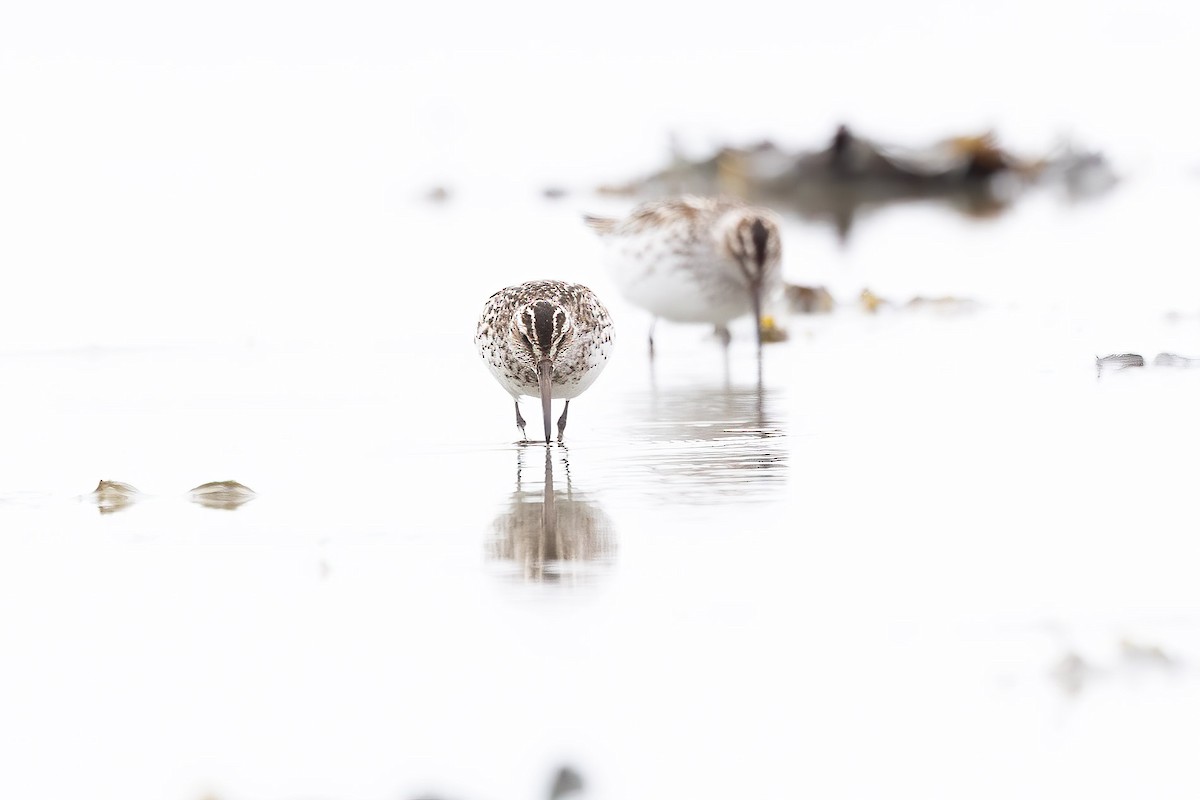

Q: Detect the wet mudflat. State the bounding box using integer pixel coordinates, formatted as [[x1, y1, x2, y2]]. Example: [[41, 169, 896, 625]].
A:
[[2, 168, 1200, 799]]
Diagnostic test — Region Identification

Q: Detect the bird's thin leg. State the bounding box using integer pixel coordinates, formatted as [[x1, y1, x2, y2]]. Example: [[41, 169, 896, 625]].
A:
[[514, 400, 528, 441], [715, 324, 732, 347], [647, 319, 657, 360], [556, 400, 570, 443]]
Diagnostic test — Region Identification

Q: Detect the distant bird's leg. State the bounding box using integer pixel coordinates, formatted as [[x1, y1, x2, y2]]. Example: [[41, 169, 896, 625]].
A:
[[556, 400, 570, 443], [514, 401, 528, 441], [750, 280, 764, 352], [715, 324, 732, 347], [648, 318, 657, 360]]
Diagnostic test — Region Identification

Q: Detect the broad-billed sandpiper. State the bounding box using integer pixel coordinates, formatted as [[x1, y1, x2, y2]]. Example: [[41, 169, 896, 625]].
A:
[[584, 196, 783, 353], [476, 280, 614, 444]]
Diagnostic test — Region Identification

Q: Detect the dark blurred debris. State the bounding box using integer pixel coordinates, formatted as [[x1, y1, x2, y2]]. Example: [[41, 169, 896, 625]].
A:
[[189, 480, 256, 510], [1119, 637, 1178, 669], [548, 765, 585, 800], [1039, 146, 1120, 201], [424, 186, 452, 203], [1152, 352, 1200, 368], [788, 285, 979, 315], [598, 125, 1117, 240], [87, 479, 140, 514], [1096, 353, 1145, 373], [542, 186, 569, 200], [1050, 650, 1092, 696], [409, 764, 585, 800], [784, 283, 835, 314], [1047, 631, 1187, 697]]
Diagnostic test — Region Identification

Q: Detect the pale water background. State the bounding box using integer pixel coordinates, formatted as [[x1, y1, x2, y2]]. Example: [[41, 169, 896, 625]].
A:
[[2, 1, 1200, 798]]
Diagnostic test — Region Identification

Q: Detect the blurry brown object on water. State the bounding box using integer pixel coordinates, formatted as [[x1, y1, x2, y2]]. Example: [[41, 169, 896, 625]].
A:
[[598, 124, 1116, 241], [189, 480, 256, 509], [1119, 637, 1177, 668], [87, 479, 141, 513], [759, 315, 789, 342], [784, 283, 835, 313], [859, 288, 889, 314], [424, 185, 452, 203]]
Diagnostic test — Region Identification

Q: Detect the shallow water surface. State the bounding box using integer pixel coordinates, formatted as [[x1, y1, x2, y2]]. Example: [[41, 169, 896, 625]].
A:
[[2, 171, 1200, 800]]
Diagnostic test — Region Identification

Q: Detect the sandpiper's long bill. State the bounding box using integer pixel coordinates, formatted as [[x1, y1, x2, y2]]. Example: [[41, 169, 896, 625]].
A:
[[537, 358, 553, 443]]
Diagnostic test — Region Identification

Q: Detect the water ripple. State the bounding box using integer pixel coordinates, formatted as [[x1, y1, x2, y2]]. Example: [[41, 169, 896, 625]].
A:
[[604, 382, 788, 503]]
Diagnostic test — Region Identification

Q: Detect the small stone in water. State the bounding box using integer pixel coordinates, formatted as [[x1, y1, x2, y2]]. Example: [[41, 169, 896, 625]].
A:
[[1095, 353, 1144, 371], [88, 479, 141, 513], [189, 480, 256, 509]]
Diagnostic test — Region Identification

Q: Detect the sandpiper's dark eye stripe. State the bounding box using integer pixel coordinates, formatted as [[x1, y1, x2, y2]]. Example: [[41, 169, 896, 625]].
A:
[[750, 218, 769, 269], [531, 301, 556, 350]]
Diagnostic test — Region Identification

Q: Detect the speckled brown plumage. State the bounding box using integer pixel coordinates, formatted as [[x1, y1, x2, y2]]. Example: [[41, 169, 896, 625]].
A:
[[584, 195, 783, 348], [476, 280, 614, 441]]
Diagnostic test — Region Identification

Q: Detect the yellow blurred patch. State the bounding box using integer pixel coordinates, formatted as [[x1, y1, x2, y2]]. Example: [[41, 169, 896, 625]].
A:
[[760, 315, 789, 343]]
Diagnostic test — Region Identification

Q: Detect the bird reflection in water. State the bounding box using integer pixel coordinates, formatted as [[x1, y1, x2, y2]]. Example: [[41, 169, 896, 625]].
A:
[[487, 447, 615, 584]]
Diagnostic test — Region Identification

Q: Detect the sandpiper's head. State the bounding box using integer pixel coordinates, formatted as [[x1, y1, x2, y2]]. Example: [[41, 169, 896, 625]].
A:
[[720, 209, 782, 347], [511, 299, 573, 444], [721, 210, 782, 285], [511, 299, 573, 366]]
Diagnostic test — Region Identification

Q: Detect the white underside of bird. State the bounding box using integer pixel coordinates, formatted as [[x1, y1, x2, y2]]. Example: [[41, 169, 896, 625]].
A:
[[601, 236, 755, 324]]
